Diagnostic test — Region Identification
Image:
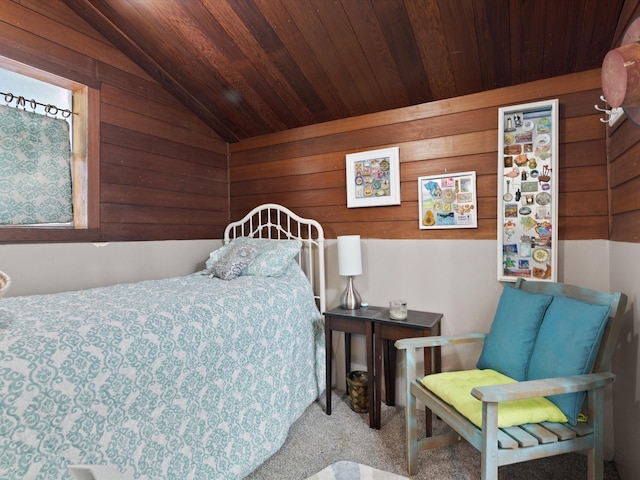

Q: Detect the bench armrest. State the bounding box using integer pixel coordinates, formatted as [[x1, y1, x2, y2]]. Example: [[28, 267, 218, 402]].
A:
[[471, 371, 615, 403], [395, 333, 486, 350], [397, 334, 487, 393]]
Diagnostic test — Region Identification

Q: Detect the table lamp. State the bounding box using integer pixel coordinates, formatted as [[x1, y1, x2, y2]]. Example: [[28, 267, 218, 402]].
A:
[[337, 235, 362, 309]]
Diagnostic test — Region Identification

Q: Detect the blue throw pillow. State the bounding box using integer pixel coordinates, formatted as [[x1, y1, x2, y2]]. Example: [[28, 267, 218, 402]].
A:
[[476, 285, 553, 381], [526, 296, 610, 425]]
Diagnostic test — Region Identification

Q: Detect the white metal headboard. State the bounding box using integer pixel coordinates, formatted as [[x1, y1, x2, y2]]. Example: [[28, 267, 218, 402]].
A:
[[224, 204, 326, 315]]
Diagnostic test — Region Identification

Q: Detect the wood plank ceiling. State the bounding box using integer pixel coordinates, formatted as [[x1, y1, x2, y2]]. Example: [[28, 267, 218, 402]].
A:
[[63, 0, 627, 143]]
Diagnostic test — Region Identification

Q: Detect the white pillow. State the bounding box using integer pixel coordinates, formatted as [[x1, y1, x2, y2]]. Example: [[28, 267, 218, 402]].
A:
[[209, 242, 258, 280], [205, 237, 302, 277], [243, 238, 301, 277], [205, 237, 249, 269]]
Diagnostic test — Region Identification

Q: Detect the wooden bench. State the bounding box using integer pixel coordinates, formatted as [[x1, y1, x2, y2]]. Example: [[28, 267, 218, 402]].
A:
[[395, 278, 627, 480]]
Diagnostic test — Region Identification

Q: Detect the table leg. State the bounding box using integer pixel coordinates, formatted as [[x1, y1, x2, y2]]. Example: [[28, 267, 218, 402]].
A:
[[383, 339, 397, 406], [374, 325, 382, 429], [325, 319, 332, 415], [345, 332, 351, 391], [372, 319, 442, 432], [423, 335, 432, 376], [365, 321, 375, 428]]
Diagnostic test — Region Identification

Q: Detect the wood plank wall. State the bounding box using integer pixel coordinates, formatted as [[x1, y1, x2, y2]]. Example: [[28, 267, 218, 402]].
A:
[[609, 116, 640, 243], [608, 0, 640, 243], [0, 1, 228, 243], [230, 70, 607, 240]]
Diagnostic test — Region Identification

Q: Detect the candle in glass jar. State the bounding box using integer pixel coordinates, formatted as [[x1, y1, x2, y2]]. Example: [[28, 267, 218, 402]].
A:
[[389, 300, 408, 320]]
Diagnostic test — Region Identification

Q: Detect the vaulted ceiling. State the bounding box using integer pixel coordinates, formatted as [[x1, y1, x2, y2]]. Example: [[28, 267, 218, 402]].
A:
[[63, 0, 631, 143]]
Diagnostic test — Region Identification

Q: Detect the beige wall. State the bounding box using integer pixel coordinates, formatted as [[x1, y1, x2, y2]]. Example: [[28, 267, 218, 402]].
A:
[[0, 240, 219, 296], [327, 239, 611, 376], [610, 242, 640, 480]]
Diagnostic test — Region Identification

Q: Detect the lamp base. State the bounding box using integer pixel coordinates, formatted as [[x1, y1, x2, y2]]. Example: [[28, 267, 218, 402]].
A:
[[340, 276, 362, 309]]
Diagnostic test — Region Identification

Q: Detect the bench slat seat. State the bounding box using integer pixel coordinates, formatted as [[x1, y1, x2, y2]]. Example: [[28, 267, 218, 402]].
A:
[[540, 421, 579, 440], [501, 426, 538, 447], [496, 429, 519, 449], [520, 423, 559, 444]]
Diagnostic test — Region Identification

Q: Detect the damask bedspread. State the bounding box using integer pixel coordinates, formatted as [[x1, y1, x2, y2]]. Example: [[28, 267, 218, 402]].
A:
[[0, 263, 325, 479]]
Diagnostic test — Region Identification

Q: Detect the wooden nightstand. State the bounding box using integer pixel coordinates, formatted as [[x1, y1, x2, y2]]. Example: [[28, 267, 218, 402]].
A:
[[373, 309, 443, 430], [324, 306, 443, 430], [323, 306, 384, 428]]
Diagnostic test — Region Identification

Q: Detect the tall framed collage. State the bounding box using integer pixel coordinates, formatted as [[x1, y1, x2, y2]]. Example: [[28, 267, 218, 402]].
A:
[[497, 99, 558, 282]]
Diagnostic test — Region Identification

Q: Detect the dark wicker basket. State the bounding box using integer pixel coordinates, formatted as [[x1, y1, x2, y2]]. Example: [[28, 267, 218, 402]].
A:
[[346, 370, 369, 413]]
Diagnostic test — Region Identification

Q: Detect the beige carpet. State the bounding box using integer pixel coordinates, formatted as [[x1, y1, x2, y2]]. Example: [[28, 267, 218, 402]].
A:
[[246, 390, 621, 480]]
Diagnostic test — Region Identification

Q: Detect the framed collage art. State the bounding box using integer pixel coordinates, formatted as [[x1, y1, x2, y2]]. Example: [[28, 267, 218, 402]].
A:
[[418, 171, 477, 229], [345, 147, 400, 208], [497, 99, 558, 282]]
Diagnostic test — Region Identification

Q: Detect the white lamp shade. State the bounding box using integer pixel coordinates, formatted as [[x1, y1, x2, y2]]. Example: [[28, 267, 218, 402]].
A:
[[337, 235, 362, 276]]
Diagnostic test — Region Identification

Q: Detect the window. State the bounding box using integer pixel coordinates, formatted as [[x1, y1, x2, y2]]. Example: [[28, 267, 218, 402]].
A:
[[0, 55, 99, 240], [0, 71, 74, 225]]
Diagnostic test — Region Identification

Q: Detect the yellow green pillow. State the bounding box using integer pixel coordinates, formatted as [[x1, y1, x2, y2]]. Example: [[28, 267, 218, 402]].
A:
[[422, 369, 567, 428]]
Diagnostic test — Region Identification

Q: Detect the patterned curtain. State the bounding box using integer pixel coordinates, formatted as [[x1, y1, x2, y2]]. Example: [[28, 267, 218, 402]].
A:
[[0, 104, 73, 225]]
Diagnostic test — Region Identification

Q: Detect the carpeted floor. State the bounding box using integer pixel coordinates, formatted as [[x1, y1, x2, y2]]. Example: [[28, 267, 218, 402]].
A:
[[246, 390, 621, 480]]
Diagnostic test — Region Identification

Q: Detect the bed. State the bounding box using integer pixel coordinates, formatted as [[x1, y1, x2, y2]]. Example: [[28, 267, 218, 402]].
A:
[[0, 203, 326, 480]]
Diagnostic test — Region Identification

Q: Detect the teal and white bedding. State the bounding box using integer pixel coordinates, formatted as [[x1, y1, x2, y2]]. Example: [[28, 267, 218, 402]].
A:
[[0, 262, 325, 479]]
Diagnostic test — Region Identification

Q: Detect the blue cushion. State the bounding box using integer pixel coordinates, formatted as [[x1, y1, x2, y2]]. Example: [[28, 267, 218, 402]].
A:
[[476, 285, 553, 381], [526, 296, 611, 425]]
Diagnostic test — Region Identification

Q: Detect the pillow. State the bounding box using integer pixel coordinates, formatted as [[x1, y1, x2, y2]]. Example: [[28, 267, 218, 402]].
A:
[[422, 369, 567, 428], [205, 237, 302, 277], [242, 238, 302, 277], [205, 237, 249, 269], [209, 241, 258, 280], [476, 285, 553, 380], [526, 295, 611, 425]]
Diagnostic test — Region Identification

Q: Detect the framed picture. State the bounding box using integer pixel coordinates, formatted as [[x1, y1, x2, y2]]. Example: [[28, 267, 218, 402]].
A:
[[346, 147, 401, 208], [497, 99, 558, 282], [418, 171, 477, 229]]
